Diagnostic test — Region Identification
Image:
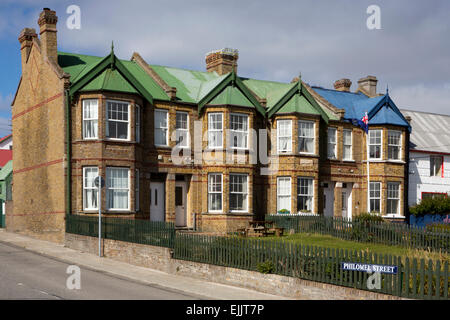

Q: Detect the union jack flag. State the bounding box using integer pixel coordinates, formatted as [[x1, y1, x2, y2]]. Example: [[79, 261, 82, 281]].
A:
[[351, 112, 369, 133]]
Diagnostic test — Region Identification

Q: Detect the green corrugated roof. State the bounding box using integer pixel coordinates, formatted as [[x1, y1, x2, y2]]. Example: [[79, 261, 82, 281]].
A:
[[58, 51, 339, 119], [0, 160, 12, 181], [208, 86, 254, 107], [276, 94, 320, 115], [58, 52, 169, 101]]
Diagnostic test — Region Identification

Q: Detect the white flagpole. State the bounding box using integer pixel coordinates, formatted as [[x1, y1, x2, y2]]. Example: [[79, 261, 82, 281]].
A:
[[365, 113, 370, 214]]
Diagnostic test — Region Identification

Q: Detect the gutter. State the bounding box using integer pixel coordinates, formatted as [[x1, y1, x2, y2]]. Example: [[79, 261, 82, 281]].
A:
[[65, 89, 71, 217]]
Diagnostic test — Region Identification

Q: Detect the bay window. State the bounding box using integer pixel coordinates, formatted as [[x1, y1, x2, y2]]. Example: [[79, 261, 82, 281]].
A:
[[369, 130, 382, 159], [83, 167, 98, 210], [135, 105, 141, 143], [208, 113, 223, 149], [388, 130, 401, 160], [82, 99, 98, 139], [297, 177, 313, 212], [343, 129, 352, 160], [106, 167, 130, 210], [277, 120, 292, 153], [230, 113, 248, 149], [369, 181, 381, 213], [277, 177, 291, 212], [386, 182, 400, 215], [298, 120, 315, 154], [106, 100, 129, 140], [208, 173, 222, 212], [229, 174, 248, 212]]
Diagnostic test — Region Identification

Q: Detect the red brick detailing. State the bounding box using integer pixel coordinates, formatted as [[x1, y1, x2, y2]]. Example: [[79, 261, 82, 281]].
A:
[[13, 158, 63, 174], [12, 92, 62, 120], [11, 211, 65, 217]]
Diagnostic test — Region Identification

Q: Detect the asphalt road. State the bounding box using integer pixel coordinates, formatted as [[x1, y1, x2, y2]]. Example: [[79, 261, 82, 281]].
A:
[[0, 242, 206, 300]]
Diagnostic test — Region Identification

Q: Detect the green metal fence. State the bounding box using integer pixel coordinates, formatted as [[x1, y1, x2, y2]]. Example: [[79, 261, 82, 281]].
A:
[[173, 233, 449, 300], [65, 214, 175, 248], [265, 215, 450, 253]]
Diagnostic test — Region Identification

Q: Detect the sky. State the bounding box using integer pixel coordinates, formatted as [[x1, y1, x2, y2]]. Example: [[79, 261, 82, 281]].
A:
[[0, 0, 449, 137]]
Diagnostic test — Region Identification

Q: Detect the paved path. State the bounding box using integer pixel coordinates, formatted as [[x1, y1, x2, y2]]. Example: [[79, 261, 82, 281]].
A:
[[0, 230, 287, 300]]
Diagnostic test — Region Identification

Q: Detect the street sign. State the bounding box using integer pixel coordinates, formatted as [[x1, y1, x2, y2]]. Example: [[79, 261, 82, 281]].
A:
[[341, 262, 398, 274], [94, 176, 105, 188]]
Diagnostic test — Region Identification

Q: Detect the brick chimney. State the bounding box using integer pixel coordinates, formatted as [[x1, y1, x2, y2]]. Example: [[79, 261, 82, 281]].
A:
[[205, 48, 238, 75], [18, 28, 37, 71], [357, 76, 378, 97], [38, 8, 58, 63], [334, 79, 352, 92]]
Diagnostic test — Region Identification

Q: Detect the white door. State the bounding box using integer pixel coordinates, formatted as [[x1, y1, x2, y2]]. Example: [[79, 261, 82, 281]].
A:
[[342, 183, 352, 220], [175, 181, 187, 227], [150, 182, 165, 222], [323, 182, 334, 217]]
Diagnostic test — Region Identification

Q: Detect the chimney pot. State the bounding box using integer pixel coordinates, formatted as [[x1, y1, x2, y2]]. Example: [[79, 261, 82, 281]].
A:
[[205, 48, 238, 75], [334, 78, 352, 92]]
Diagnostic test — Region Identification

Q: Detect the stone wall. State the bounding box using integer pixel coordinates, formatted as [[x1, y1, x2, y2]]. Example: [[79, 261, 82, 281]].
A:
[[65, 233, 406, 300]]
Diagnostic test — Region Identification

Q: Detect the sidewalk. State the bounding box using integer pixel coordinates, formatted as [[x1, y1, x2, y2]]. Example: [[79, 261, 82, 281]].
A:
[[0, 229, 289, 300]]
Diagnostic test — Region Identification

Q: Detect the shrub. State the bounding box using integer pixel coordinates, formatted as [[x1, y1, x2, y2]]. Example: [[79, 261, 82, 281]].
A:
[[257, 260, 275, 274], [354, 212, 384, 223], [277, 209, 290, 214], [425, 223, 450, 233], [410, 197, 450, 217]]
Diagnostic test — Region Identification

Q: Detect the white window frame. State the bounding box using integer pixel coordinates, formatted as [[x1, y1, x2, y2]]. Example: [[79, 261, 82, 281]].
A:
[[135, 104, 141, 143], [368, 129, 382, 160], [82, 99, 99, 140], [297, 177, 314, 213], [343, 129, 353, 160], [277, 120, 292, 154], [135, 169, 140, 211], [106, 167, 130, 211], [327, 127, 337, 159], [298, 120, 315, 154], [154, 109, 169, 147], [208, 113, 223, 149], [106, 100, 130, 141], [430, 155, 443, 177], [83, 167, 99, 210], [386, 182, 400, 216], [277, 177, 292, 213], [229, 173, 249, 212], [388, 130, 402, 160], [175, 111, 189, 148], [229, 113, 249, 150], [208, 173, 223, 212], [369, 181, 381, 213]]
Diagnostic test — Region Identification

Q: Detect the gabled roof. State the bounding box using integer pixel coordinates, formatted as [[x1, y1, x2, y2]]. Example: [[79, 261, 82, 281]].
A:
[[312, 87, 410, 130], [59, 50, 169, 103], [400, 109, 450, 153], [0, 134, 12, 144], [267, 80, 330, 122]]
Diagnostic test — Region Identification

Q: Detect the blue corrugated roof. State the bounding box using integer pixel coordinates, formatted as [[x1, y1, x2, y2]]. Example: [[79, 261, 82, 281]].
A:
[[312, 87, 410, 129]]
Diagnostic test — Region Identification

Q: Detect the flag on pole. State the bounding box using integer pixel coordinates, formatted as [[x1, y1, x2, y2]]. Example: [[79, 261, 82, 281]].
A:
[[351, 112, 369, 133]]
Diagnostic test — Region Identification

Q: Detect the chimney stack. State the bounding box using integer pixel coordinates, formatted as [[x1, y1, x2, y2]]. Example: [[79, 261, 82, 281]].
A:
[[205, 48, 238, 75], [38, 8, 58, 63], [358, 76, 378, 97], [18, 28, 37, 71], [334, 79, 352, 92]]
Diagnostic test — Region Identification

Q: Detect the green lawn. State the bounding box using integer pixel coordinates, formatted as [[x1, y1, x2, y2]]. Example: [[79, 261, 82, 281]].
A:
[[263, 232, 450, 263]]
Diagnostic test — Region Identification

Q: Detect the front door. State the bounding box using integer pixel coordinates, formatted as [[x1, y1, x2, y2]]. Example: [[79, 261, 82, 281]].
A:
[[323, 182, 334, 217], [150, 182, 165, 222], [342, 183, 352, 220], [175, 181, 187, 227]]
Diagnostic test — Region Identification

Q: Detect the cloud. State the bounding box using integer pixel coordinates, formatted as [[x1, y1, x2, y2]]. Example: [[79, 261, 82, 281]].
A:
[[0, 93, 13, 113], [391, 83, 450, 114], [2, 0, 450, 117]]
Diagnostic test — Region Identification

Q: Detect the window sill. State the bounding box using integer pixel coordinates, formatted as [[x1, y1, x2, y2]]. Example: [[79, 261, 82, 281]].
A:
[[382, 215, 405, 219], [343, 159, 355, 162]]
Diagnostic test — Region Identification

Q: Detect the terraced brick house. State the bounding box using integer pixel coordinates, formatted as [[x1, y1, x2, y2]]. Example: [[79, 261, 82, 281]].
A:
[[10, 8, 411, 243]]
